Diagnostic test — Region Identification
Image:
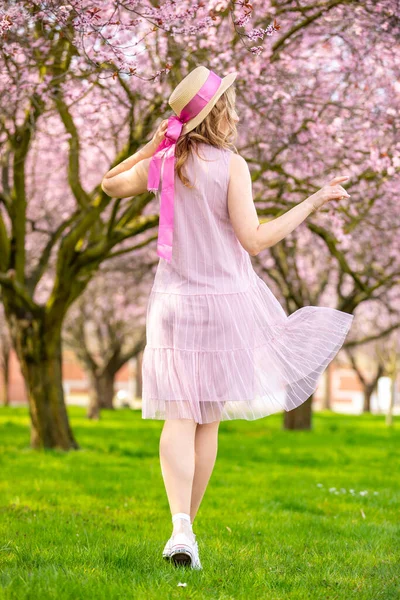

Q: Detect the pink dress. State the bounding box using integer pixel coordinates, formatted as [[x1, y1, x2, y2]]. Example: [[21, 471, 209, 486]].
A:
[[141, 142, 354, 423]]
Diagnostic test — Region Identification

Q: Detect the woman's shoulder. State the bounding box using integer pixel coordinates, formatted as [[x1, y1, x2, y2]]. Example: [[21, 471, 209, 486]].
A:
[[228, 152, 247, 168], [228, 153, 250, 183]]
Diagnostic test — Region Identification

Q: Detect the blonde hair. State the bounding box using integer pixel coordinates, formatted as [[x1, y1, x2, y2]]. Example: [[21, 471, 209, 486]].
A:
[[174, 84, 238, 188]]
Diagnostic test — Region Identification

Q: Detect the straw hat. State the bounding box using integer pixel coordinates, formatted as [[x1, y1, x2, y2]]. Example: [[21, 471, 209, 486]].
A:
[[168, 66, 238, 136]]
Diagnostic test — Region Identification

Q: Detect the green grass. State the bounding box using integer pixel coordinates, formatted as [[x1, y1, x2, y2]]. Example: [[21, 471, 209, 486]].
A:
[[0, 407, 399, 600]]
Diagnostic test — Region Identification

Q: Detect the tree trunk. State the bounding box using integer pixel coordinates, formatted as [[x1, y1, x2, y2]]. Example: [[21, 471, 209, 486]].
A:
[[386, 370, 397, 427], [13, 320, 79, 450], [98, 370, 115, 409], [1, 350, 10, 407], [363, 384, 374, 413], [87, 369, 115, 419], [283, 394, 313, 430], [87, 377, 100, 420], [320, 363, 333, 410]]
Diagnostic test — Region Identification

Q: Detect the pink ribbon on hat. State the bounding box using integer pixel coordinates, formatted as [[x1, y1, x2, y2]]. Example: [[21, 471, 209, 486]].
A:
[[147, 70, 222, 262]]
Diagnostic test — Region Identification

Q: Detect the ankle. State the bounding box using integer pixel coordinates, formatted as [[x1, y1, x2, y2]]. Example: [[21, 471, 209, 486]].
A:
[[171, 512, 194, 541]]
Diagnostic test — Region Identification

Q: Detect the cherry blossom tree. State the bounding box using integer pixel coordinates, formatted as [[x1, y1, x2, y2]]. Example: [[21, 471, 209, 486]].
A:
[[381, 333, 400, 426], [0, 0, 279, 449], [347, 346, 385, 414], [241, 1, 400, 429], [0, 304, 12, 407], [0, 0, 398, 447], [63, 260, 150, 419], [343, 290, 400, 413]]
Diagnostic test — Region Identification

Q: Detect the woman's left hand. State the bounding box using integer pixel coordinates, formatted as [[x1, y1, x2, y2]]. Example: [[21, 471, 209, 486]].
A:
[[149, 119, 169, 153]]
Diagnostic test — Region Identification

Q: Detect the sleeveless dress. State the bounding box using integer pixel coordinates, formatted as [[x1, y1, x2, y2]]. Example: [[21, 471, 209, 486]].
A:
[[141, 142, 354, 423]]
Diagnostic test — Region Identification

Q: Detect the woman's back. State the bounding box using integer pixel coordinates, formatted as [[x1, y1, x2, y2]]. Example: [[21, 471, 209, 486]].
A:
[[151, 142, 256, 295], [143, 139, 354, 424]]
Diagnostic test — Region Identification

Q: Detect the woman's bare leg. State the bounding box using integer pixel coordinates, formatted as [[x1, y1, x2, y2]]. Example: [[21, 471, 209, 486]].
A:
[[190, 420, 220, 524], [159, 418, 198, 540]]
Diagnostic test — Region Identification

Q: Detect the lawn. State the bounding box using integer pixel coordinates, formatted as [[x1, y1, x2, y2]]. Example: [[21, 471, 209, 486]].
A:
[[0, 406, 399, 599]]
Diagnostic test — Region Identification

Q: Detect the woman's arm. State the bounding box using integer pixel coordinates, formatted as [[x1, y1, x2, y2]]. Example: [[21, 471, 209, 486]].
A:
[[101, 120, 169, 198], [227, 154, 350, 256], [102, 140, 155, 180], [101, 141, 153, 198]]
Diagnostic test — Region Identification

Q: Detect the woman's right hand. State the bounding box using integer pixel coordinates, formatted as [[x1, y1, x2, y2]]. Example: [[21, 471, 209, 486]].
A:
[[308, 176, 351, 213]]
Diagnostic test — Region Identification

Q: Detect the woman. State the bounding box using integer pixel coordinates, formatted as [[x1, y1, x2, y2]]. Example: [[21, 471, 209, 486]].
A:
[[101, 66, 354, 570]]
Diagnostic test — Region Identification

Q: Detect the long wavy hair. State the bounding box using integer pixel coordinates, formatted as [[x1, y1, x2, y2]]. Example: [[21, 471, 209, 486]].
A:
[[174, 84, 238, 189]]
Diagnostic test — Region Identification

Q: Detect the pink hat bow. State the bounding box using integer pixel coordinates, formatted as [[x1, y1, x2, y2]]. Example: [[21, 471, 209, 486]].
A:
[[147, 70, 223, 263]]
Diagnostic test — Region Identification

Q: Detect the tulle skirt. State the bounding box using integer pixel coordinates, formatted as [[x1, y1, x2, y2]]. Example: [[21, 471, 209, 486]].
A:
[[141, 275, 354, 423]]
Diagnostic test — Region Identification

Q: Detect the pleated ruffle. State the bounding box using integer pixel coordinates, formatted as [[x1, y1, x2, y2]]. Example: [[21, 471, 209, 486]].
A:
[[141, 275, 354, 423]]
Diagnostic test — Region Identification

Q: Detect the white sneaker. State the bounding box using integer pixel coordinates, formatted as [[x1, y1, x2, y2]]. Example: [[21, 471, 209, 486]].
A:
[[162, 536, 173, 560], [168, 532, 195, 567], [191, 534, 202, 570]]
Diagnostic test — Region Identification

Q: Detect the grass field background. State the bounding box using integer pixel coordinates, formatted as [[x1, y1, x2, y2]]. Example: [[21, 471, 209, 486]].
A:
[[0, 406, 399, 599]]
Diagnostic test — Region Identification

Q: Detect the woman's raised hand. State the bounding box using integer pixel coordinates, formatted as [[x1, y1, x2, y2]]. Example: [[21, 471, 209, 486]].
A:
[[308, 176, 351, 213], [149, 119, 169, 153]]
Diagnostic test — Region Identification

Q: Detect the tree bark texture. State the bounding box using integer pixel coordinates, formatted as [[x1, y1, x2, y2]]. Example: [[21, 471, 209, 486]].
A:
[[9, 312, 79, 450], [283, 395, 313, 430]]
